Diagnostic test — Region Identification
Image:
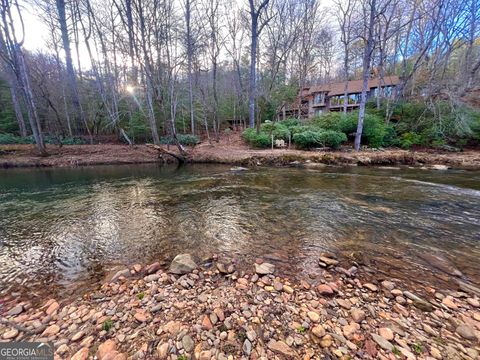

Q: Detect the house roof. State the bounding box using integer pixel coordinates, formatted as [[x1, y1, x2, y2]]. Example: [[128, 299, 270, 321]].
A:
[[304, 75, 400, 97]]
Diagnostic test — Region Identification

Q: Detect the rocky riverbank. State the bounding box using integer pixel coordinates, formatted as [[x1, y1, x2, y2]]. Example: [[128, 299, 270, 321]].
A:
[[1, 141, 480, 170], [1, 253, 479, 360]]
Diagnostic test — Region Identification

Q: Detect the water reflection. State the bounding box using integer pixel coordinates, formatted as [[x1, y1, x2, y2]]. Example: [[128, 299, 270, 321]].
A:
[[0, 164, 479, 300]]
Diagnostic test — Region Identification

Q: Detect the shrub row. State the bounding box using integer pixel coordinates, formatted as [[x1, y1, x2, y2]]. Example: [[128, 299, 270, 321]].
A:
[[0, 134, 87, 145], [243, 99, 480, 150], [159, 134, 199, 146]]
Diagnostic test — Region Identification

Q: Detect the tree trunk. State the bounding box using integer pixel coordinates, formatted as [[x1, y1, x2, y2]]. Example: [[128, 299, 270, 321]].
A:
[[56, 0, 84, 133], [248, 3, 258, 128], [354, 0, 376, 151], [185, 0, 195, 135], [6, 73, 27, 137], [17, 46, 47, 155]]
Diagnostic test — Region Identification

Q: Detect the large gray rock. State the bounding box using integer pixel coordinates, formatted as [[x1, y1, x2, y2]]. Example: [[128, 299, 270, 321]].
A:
[[456, 324, 477, 340], [403, 291, 434, 312], [169, 254, 197, 275], [371, 333, 394, 351]]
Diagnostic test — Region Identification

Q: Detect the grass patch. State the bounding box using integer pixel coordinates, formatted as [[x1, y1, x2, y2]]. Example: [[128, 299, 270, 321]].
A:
[[102, 319, 113, 332]]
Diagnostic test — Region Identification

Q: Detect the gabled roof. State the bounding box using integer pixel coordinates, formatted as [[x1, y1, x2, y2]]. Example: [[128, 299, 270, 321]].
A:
[[304, 75, 400, 97]]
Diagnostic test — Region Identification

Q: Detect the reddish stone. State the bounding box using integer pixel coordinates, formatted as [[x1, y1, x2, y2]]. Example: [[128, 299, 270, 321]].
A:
[[317, 284, 334, 295]]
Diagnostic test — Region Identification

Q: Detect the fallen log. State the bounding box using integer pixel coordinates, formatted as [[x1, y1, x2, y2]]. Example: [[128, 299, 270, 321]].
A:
[[146, 144, 186, 163]]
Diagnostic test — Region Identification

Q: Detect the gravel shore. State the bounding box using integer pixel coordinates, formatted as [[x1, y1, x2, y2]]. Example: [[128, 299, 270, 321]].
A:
[[1, 254, 479, 359]]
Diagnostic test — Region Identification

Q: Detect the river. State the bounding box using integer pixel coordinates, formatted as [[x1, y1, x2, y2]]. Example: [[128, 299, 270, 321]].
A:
[[0, 164, 479, 301]]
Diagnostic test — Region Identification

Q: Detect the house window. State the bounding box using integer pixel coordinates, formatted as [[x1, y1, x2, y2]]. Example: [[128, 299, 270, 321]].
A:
[[384, 86, 393, 97], [314, 93, 324, 104], [330, 96, 341, 106], [315, 109, 324, 116], [348, 93, 360, 104]]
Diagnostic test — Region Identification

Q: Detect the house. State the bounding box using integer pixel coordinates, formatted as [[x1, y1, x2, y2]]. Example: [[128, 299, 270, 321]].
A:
[[280, 75, 400, 119]]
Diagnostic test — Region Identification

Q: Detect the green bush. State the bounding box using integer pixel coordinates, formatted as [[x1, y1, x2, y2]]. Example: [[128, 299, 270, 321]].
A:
[[317, 130, 347, 149], [289, 125, 309, 135], [398, 132, 422, 149], [309, 112, 388, 148], [0, 134, 87, 145], [387, 100, 480, 147], [311, 112, 344, 132], [260, 121, 290, 141], [160, 134, 199, 146], [278, 118, 301, 130], [293, 130, 346, 149], [0, 133, 26, 144], [242, 128, 271, 148], [361, 115, 387, 148], [293, 130, 323, 149]]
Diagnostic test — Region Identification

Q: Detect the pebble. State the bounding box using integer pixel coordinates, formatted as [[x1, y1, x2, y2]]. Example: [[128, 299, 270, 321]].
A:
[[317, 284, 334, 295], [2, 328, 19, 340], [320, 334, 333, 347], [246, 329, 256, 342], [319, 256, 339, 266], [111, 269, 130, 282], [202, 315, 213, 330], [71, 347, 89, 360], [56, 344, 69, 355], [97, 339, 116, 360], [307, 311, 320, 322], [311, 325, 326, 338], [430, 346, 442, 359], [254, 262, 275, 275], [45, 301, 59, 315], [42, 324, 60, 337], [182, 335, 194, 352], [7, 305, 24, 316], [156, 343, 169, 359], [337, 298, 351, 309], [343, 322, 360, 338], [134, 311, 149, 322], [456, 324, 477, 340], [242, 339, 252, 355], [378, 327, 394, 341], [381, 281, 395, 291], [371, 333, 394, 351], [351, 308, 366, 323], [267, 339, 296, 357], [364, 283, 378, 292], [442, 296, 458, 309], [71, 330, 85, 342], [467, 298, 479, 307]]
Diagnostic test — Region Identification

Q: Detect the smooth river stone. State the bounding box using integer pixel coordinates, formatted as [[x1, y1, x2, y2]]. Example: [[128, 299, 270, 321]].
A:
[[169, 254, 197, 275], [254, 262, 275, 275]]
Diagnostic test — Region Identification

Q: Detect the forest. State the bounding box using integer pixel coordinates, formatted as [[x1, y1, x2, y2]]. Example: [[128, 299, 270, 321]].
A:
[[0, 0, 479, 155]]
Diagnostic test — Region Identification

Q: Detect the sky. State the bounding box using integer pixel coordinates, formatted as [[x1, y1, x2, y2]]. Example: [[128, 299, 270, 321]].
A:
[[19, 2, 48, 51]]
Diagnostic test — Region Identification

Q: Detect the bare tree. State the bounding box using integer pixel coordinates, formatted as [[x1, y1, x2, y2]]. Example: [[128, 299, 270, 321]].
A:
[[183, 0, 196, 135], [247, 0, 272, 129], [0, 0, 46, 154], [354, 0, 376, 151], [55, 0, 85, 132], [334, 0, 358, 113]]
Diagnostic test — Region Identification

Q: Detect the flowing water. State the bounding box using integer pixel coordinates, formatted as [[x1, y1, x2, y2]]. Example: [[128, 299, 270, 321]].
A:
[[0, 164, 479, 300]]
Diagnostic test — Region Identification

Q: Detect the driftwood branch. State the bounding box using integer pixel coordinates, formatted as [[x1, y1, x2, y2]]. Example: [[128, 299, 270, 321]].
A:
[[146, 144, 187, 163]]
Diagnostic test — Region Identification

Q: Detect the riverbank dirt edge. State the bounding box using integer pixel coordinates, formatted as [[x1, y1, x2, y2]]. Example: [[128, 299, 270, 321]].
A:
[[1, 143, 480, 170]]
